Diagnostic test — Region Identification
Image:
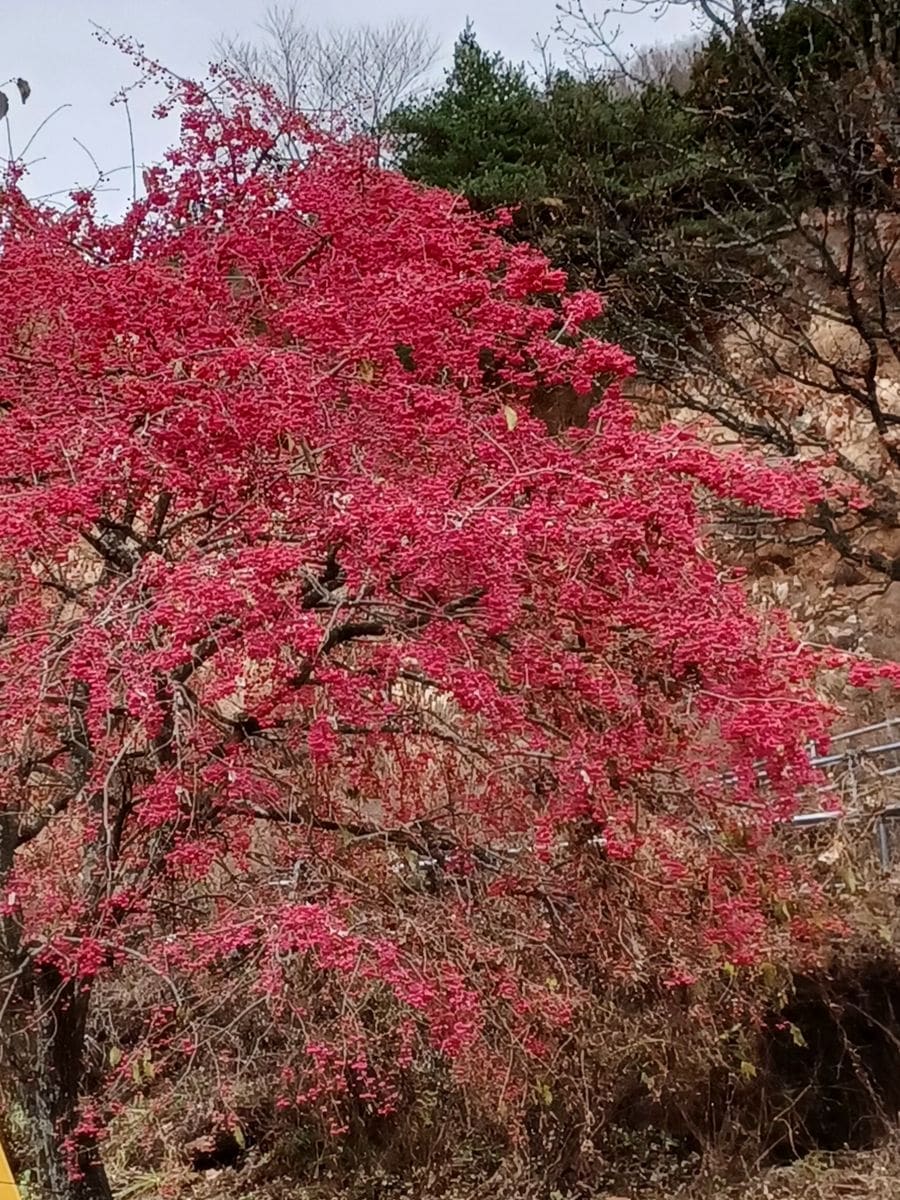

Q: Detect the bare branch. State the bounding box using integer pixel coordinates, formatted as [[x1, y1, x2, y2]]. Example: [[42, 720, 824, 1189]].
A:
[[217, 4, 440, 136]]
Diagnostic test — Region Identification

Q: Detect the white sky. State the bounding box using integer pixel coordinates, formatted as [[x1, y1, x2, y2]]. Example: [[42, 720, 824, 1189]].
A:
[[4, 1, 698, 213]]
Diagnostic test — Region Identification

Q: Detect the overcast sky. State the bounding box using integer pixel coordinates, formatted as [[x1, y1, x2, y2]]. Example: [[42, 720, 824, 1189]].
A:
[[5, 1, 698, 214]]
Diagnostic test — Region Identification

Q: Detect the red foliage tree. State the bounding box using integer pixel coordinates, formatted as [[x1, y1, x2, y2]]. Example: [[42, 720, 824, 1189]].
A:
[[0, 70, 861, 1197]]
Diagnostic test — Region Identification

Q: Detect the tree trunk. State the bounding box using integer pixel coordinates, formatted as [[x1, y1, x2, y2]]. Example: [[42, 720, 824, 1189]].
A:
[[7, 967, 113, 1200]]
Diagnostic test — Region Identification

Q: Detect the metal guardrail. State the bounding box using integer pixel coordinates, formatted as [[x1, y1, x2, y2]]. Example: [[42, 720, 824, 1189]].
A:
[[783, 716, 900, 869]]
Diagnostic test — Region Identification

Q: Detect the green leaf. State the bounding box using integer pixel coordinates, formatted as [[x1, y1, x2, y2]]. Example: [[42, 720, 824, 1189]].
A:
[[503, 404, 518, 431]]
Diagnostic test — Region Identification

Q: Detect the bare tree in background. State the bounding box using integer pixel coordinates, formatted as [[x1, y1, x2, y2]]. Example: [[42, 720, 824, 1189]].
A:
[[609, 36, 702, 94], [218, 4, 439, 137]]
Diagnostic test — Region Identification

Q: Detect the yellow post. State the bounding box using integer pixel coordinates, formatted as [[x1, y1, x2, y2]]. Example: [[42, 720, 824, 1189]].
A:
[[0, 1137, 21, 1198]]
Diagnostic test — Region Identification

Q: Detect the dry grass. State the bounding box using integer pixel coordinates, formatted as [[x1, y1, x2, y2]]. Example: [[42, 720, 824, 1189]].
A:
[[108, 1137, 900, 1200], [719, 1142, 900, 1200]]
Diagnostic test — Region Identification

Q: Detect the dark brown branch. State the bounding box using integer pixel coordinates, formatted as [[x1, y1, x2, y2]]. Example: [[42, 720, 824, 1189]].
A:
[[288, 620, 387, 688]]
